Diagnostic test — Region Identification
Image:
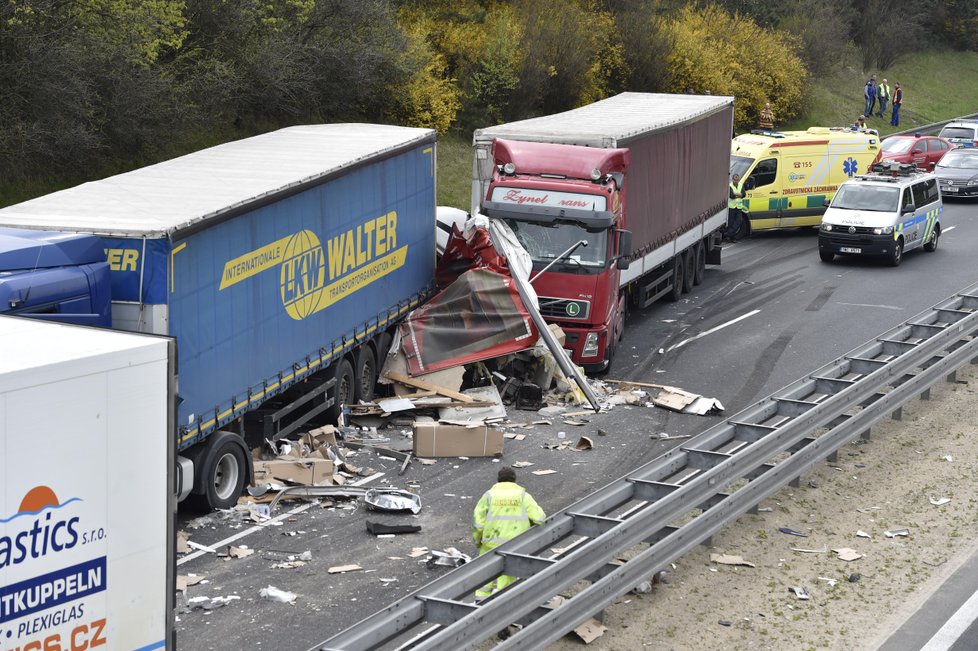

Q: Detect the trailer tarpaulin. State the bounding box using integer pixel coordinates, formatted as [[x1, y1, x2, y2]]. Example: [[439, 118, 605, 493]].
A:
[[399, 267, 537, 375]]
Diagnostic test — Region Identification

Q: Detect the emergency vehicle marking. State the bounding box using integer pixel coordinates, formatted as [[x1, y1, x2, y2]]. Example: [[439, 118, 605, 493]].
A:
[[217, 213, 407, 321]]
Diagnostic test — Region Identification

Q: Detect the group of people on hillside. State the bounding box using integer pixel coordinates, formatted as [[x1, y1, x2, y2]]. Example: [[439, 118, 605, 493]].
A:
[[863, 74, 903, 127]]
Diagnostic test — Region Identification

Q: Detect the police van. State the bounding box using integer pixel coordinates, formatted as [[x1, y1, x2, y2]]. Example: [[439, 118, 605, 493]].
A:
[[818, 163, 942, 266], [730, 127, 881, 235]]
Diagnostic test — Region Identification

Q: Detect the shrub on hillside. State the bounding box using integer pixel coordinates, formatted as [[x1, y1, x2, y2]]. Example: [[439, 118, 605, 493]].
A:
[[663, 5, 808, 129]]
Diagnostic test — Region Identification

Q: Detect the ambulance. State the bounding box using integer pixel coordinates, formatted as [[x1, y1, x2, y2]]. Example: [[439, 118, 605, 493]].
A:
[[730, 127, 882, 234]]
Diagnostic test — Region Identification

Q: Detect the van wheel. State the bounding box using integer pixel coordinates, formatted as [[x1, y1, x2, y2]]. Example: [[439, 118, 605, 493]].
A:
[[923, 226, 940, 252], [889, 239, 903, 267], [355, 344, 378, 402], [819, 250, 834, 262], [668, 256, 684, 302], [682, 249, 695, 293], [325, 357, 356, 423], [693, 243, 706, 286]]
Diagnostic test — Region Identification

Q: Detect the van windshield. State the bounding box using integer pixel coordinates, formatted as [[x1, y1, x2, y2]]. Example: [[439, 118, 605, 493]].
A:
[[730, 156, 753, 179], [831, 184, 901, 212]]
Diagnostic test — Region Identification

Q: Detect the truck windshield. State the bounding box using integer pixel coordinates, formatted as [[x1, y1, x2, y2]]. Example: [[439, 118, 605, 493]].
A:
[[730, 155, 754, 179], [831, 184, 901, 212], [504, 219, 609, 271]]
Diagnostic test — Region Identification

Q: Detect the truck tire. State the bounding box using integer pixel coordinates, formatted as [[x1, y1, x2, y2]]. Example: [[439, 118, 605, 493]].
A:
[[325, 357, 355, 422], [355, 344, 378, 402], [667, 256, 684, 302], [682, 249, 695, 294], [693, 243, 706, 286], [188, 432, 248, 511]]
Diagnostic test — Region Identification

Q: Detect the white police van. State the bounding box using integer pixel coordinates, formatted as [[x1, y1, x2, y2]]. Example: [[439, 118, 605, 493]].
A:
[[818, 163, 942, 266]]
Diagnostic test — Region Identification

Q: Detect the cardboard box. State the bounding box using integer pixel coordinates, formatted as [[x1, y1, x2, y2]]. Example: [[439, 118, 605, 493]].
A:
[[253, 456, 334, 485], [412, 423, 505, 458]]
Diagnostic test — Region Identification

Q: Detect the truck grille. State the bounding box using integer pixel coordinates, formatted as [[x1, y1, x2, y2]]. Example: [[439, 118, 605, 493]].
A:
[[538, 296, 590, 320]]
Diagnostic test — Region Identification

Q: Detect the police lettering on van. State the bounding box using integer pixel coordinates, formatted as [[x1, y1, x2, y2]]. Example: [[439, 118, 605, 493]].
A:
[[818, 163, 942, 267]]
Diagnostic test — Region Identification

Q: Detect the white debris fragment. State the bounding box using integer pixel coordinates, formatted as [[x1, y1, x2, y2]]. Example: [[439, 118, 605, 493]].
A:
[[260, 586, 297, 604]]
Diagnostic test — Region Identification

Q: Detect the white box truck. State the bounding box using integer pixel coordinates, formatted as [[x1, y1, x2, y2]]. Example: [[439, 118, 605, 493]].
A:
[[0, 316, 174, 651]]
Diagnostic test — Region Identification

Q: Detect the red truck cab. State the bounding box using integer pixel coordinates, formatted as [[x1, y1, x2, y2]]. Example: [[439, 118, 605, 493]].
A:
[[482, 139, 633, 371]]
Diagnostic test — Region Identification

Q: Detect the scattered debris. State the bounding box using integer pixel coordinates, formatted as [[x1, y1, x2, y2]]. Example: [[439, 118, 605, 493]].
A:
[[788, 586, 810, 600], [791, 546, 828, 554], [186, 541, 218, 554], [944, 455, 954, 462], [408, 547, 429, 558], [413, 423, 504, 458], [186, 595, 240, 611], [176, 531, 191, 554], [367, 520, 422, 535], [512, 461, 535, 468], [605, 379, 724, 415], [259, 586, 297, 604], [778, 527, 808, 537], [176, 574, 205, 592], [884, 528, 910, 538], [848, 573, 861, 583], [718, 620, 732, 627], [710, 553, 756, 568], [426, 548, 471, 568], [833, 548, 864, 562], [929, 496, 952, 506], [328, 565, 363, 574], [572, 618, 607, 644], [574, 436, 593, 451], [531, 469, 557, 476], [856, 530, 872, 540], [227, 545, 254, 559], [818, 576, 838, 588], [364, 488, 422, 514]]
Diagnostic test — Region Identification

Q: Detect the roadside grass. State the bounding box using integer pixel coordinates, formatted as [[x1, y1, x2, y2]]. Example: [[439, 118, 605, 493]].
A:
[[784, 48, 978, 136], [436, 136, 472, 210]]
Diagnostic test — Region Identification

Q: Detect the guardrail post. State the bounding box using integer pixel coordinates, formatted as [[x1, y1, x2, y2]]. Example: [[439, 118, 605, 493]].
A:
[[860, 428, 871, 441], [946, 370, 957, 383], [920, 388, 931, 400], [892, 407, 902, 421], [827, 451, 838, 463], [789, 476, 800, 487]]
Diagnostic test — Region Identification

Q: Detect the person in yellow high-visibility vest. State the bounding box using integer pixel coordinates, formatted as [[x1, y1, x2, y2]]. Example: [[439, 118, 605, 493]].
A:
[[726, 173, 748, 241], [472, 467, 546, 600]]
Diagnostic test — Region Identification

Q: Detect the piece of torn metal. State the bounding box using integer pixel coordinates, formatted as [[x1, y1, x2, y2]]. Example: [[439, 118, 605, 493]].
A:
[[328, 564, 363, 574], [267, 485, 368, 511], [186, 595, 240, 611], [791, 546, 828, 554], [884, 528, 910, 538], [367, 520, 422, 535], [788, 586, 811, 600], [531, 469, 557, 476], [426, 548, 471, 568], [364, 488, 422, 514], [929, 496, 952, 506]]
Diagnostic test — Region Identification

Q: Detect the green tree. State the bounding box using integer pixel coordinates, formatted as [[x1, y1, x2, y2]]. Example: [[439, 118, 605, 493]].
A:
[[663, 5, 808, 129]]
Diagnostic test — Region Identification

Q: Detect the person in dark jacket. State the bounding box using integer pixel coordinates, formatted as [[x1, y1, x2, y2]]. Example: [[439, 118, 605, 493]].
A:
[[864, 75, 877, 118], [890, 82, 903, 126]]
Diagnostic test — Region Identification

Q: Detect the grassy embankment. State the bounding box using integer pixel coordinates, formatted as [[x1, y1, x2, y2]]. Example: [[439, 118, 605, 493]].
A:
[[437, 49, 978, 210]]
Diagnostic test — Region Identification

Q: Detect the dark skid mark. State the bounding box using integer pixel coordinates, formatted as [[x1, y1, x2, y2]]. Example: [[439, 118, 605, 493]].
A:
[[805, 285, 837, 312], [730, 332, 794, 408]]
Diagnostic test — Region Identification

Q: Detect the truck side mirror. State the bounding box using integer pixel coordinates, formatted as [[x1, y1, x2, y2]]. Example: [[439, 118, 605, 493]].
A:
[[616, 229, 632, 270]]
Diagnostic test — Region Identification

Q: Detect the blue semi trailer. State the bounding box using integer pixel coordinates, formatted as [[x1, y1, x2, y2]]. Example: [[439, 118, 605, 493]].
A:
[[0, 124, 438, 510]]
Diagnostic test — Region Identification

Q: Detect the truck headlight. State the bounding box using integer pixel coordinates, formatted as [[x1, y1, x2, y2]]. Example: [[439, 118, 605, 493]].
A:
[[583, 332, 599, 357], [873, 225, 894, 235], [821, 223, 833, 232]]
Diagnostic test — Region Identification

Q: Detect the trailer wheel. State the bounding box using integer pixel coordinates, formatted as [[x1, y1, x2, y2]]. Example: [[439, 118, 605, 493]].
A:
[[667, 256, 684, 302], [693, 243, 706, 286], [355, 344, 378, 402], [188, 432, 248, 511], [682, 250, 695, 294], [325, 358, 356, 423]]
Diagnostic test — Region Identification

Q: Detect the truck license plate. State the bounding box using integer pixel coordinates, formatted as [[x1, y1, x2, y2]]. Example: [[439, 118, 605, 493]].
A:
[[840, 247, 861, 254], [944, 185, 958, 193]]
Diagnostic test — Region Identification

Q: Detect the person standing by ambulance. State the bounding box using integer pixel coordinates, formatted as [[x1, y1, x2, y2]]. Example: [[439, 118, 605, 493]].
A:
[[472, 467, 546, 600], [726, 173, 748, 241], [876, 79, 890, 118]]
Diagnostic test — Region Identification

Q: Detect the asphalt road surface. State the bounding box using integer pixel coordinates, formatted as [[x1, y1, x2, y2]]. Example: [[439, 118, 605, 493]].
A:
[[174, 199, 978, 650]]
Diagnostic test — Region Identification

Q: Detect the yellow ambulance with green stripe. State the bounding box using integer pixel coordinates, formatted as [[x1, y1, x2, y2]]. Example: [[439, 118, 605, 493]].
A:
[[818, 163, 942, 267], [730, 127, 882, 233]]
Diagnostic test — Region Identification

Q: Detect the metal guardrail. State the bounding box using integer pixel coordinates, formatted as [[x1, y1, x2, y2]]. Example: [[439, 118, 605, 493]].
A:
[[314, 283, 978, 651], [890, 112, 978, 138]]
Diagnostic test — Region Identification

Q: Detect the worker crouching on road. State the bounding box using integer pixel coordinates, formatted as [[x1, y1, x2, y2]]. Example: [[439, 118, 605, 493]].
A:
[[473, 466, 546, 600]]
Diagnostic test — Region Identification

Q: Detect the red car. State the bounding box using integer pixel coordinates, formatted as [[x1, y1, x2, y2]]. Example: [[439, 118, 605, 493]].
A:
[[880, 134, 952, 169]]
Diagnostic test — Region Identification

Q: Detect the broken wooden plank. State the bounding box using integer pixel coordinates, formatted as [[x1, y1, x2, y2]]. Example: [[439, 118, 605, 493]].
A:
[[384, 371, 475, 403]]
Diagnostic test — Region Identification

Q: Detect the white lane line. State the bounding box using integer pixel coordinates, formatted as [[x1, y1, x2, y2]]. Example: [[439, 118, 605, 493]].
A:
[[667, 309, 761, 352], [837, 302, 903, 311], [177, 472, 385, 566], [920, 588, 978, 650], [944, 226, 956, 232]]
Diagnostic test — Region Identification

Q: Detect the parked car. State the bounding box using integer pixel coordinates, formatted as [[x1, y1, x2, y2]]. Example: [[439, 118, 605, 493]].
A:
[[880, 134, 951, 169], [937, 121, 978, 149], [935, 146, 978, 198]]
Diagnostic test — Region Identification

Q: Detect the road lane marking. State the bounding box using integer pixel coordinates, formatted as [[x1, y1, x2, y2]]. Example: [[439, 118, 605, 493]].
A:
[[177, 472, 386, 566], [667, 309, 761, 352], [837, 302, 902, 311], [920, 587, 978, 650]]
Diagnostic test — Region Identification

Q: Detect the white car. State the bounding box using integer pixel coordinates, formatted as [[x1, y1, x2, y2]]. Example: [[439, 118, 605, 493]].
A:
[[938, 121, 978, 149], [818, 165, 942, 266]]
